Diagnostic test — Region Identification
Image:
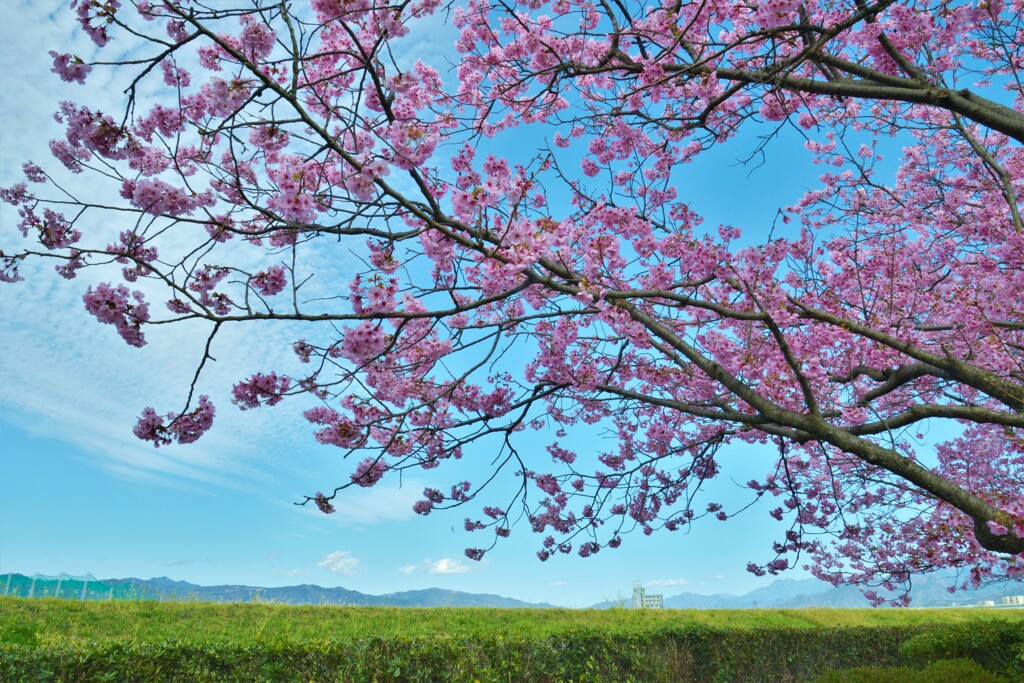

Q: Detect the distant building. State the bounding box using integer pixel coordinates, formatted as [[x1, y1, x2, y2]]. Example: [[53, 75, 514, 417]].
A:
[[978, 600, 996, 607], [632, 581, 663, 609], [1000, 595, 1024, 606]]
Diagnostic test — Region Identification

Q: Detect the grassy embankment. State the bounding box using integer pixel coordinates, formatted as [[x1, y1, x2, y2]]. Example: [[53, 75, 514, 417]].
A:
[[2, 597, 1023, 681]]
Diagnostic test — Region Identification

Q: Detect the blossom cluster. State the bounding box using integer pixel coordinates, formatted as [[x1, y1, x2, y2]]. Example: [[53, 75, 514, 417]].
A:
[[49, 51, 92, 84], [231, 372, 291, 410], [133, 395, 216, 447], [250, 265, 288, 296], [82, 283, 150, 348]]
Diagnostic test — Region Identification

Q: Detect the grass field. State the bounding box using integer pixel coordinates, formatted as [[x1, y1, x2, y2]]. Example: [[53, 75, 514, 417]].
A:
[[3, 597, 1023, 644], [3, 598, 1024, 681]]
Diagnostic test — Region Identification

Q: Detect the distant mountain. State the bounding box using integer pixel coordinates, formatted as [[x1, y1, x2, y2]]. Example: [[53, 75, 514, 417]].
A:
[[773, 573, 1024, 608], [743, 578, 832, 603], [96, 576, 553, 608], [7, 571, 1023, 609], [0, 573, 159, 601], [594, 574, 1024, 609]]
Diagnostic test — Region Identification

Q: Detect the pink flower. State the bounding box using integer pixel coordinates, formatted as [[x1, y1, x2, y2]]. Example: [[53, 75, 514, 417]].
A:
[[166, 298, 192, 314], [82, 283, 150, 347], [340, 322, 388, 362], [73, 0, 121, 46], [751, 0, 802, 28], [133, 407, 169, 446], [160, 59, 190, 87], [250, 266, 288, 296], [23, 209, 81, 250], [134, 396, 215, 447], [232, 372, 291, 409], [167, 395, 216, 444], [49, 51, 92, 84], [580, 157, 600, 177], [314, 492, 336, 514], [305, 407, 365, 448], [293, 340, 314, 363], [55, 251, 85, 280], [0, 183, 32, 206], [23, 162, 46, 183], [534, 473, 561, 496], [350, 457, 386, 487], [188, 265, 230, 293], [107, 230, 157, 281], [127, 178, 213, 217], [239, 15, 277, 60], [166, 19, 190, 43], [205, 218, 235, 243], [0, 252, 25, 283], [986, 520, 1009, 536]]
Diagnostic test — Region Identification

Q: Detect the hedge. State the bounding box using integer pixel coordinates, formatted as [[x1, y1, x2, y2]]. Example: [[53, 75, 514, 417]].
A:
[[0, 625, 937, 682]]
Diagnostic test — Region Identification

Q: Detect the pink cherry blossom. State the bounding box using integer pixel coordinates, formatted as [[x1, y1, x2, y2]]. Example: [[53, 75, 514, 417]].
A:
[[49, 51, 91, 84], [232, 372, 291, 409], [314, 491, 336, 514], [350, 457, 387, 487], [82, 283, 150, 347], [250, 265, 288, 296], [134, 395, 216, 446], [3, 0, 1023, 603]]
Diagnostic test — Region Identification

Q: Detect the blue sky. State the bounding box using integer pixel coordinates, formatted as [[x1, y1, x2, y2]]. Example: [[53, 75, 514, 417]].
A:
[[0, 1, 839, 607]]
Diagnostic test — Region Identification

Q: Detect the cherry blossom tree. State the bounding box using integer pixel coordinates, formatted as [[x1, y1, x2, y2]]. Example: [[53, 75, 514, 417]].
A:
[[3, 0, 1023, 603]]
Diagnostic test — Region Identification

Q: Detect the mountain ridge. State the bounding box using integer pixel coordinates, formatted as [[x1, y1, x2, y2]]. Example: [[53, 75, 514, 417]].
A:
[[5, 572, 1023, 609], [595, 573, 1024, 609], [98, 576, 554, 608]]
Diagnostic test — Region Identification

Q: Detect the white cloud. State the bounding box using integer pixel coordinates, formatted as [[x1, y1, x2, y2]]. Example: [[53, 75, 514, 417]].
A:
[[272, 568, 302, 577], [0, 0, 352, 492], [326, 481, 422, 527], [427, 558, 470, 574], [399, 557, 473, 575], [317, 550, 362, 575], [647, 578, 689, 588], [548, 581, 569, 587]]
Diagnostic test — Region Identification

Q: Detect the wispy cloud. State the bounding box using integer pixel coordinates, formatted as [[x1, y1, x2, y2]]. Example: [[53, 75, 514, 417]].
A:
[[272, 568, 302, 577], [317, 550, 362, 575], [325, 482, 422, 527], [399, 557, 473, 575], [162, 559, 194, 568], [647, 578, 689, 587], [548, 581, 569, 587], [0, 258, 306, 490], [0, 1, 339, 492]]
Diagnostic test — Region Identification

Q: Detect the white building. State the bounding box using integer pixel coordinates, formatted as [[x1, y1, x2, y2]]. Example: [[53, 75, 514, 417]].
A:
[[632, 581, 664, 609], [1000, 595, 1024, 606]]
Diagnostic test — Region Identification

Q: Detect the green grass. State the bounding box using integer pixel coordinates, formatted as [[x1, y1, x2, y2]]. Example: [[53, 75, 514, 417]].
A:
[[3, 598, 1024, 682], [3, 597, 1022, 646]]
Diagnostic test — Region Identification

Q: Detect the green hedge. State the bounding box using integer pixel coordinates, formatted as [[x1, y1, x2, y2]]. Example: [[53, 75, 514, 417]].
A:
[[0, 625, 941, 683], [898, 621, 1024, 678], [813, 658, 1008, 683], [4, 620, 1024, 682]]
